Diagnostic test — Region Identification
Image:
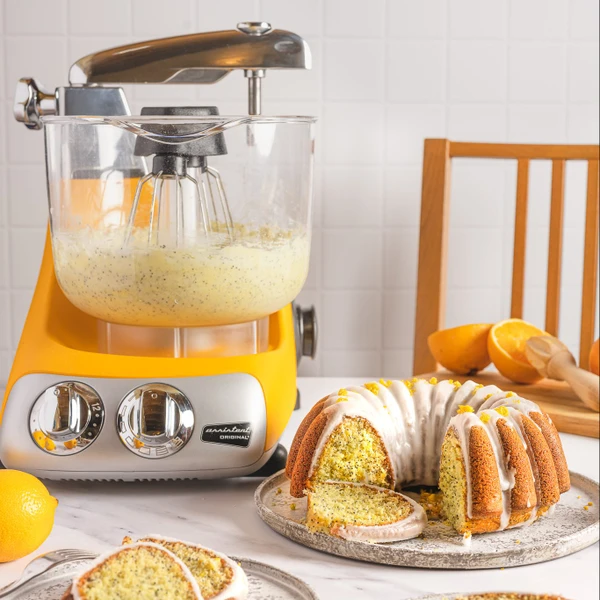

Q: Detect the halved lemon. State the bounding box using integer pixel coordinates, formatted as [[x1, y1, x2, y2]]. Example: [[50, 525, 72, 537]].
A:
[[488, 318, 548, 384], [428, 323, 493, 375]]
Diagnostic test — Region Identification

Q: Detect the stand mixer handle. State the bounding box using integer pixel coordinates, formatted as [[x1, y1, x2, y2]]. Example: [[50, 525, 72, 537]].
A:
[[68, 23, 312, 115]]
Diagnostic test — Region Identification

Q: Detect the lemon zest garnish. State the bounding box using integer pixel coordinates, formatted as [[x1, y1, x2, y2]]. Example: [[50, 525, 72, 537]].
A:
[[483, 393, 493, 401], [429, 377, 438, 385], [364, 382, 380, 395], [480, 413, 491, 424], [495, 406, 510, 417], [457, 405, 474, 414], [338, 388, 348, 396], [506, 391, 516, 397]]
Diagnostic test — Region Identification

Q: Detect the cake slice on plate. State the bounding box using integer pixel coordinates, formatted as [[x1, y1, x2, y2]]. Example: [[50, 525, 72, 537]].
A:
[[61, 542, 202, 600], [306, 480, 427, 542], [123, 535, 248, 600]]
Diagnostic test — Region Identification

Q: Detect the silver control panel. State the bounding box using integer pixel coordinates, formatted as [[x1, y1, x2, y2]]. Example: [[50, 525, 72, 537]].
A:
[[0, 373, 270, 481]]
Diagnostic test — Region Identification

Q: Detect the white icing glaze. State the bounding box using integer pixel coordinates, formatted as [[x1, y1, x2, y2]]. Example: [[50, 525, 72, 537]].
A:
[[133, 534, 249, 600], [320, 482, 427, 543], [70, 542, 204, 600], [306, 379, 557, 534]]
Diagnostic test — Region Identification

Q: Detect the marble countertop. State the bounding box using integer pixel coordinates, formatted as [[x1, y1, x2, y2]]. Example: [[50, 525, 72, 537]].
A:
[[1, 377, 598, 599]]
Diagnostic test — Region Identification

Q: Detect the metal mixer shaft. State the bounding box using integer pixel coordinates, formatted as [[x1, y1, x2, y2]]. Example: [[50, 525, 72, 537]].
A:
[[125, 106, 234, 248]]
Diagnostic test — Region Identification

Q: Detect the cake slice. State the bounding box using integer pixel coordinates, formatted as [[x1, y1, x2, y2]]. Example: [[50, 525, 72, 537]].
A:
[[306, 481, 427, 542], [61, 542, 202, 600], [124, 535, 248, 600]]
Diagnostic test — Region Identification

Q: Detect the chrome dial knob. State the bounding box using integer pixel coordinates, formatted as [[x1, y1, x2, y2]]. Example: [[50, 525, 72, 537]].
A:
[[117, 384, 194, 459], [29, 382, 104, 455]]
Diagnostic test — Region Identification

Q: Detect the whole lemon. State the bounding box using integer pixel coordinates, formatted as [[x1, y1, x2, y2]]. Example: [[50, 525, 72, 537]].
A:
[[0, 470, 58, 562]]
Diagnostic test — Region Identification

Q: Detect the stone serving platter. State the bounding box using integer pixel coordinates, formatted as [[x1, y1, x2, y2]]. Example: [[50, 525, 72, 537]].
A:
[[5, 556, 319, 600], [409, 595, 574, 600], [255, 470, 599, 570]]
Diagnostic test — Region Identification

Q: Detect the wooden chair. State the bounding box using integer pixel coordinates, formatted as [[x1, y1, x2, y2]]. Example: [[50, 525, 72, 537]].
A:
[[413, 139, 600, 437]]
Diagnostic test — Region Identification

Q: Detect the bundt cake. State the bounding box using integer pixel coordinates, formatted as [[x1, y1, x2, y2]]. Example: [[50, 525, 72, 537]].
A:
[[306, 481, 427, 542], [286, 378, 570, 534], [122, 535, 248, 600], [61, 542, 202, 600]]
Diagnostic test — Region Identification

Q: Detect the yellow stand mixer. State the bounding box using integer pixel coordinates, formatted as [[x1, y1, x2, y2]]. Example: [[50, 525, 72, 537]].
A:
[[0, 24, 317, 480]]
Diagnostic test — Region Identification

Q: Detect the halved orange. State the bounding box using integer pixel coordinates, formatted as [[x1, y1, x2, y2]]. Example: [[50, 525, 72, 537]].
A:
[[488, 318, 548, 384], [428, 323, 493, 375]]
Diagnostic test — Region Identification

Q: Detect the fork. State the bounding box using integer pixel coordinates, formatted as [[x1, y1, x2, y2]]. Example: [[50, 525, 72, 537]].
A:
[[0, 549, 98, 598]]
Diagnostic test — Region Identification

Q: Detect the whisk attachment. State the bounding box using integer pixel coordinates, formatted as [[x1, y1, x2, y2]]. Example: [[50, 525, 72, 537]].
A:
[[124, 106, 233, 247]]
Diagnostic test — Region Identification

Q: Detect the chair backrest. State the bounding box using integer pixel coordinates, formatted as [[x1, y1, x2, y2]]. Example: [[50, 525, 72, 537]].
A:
[[413, 139, 600, 375]]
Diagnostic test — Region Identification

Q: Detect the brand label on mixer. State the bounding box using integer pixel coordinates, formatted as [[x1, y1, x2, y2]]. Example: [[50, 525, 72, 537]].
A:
[[201, 422, 252, 448]]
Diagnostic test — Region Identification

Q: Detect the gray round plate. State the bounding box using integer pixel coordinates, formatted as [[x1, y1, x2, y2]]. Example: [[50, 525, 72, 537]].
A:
[[7, 555, 318, 600], [255, 470, 599, 570], [409, 595, 572, 600]]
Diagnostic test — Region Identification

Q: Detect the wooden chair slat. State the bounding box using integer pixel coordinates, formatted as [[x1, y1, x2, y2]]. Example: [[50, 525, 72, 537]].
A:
[[413, 139, 452, 375], [545, 159, 566, 336], [580, 159, 600, 369], [450, 141, 600, 161], [511, 159, 530, 319]]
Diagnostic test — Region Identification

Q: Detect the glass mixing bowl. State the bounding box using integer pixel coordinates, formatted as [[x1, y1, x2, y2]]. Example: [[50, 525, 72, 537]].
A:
[[43, 114, 315, 328]]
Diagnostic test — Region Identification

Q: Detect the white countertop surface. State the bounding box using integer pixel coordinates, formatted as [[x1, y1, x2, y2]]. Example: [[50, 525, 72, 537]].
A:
[[0, 377, 598, 599]]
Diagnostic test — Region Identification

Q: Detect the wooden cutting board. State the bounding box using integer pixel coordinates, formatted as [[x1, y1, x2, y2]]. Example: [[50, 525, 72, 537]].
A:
[[418, 370, 600, 438]]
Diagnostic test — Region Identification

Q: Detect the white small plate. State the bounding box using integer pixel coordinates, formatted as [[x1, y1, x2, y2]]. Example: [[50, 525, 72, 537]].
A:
[[256, 470, 599, 570], [6, 556, 319, 600]]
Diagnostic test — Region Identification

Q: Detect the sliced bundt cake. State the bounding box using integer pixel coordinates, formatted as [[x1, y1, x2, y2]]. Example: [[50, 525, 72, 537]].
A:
[[286, 379, 569, 535], [123, 535, 248, 600], [306, 481, 427, 542], [61, 542, 202, 600]]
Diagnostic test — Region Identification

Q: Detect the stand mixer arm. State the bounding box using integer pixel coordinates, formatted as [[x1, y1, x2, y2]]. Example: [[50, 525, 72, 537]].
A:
[[69, 22, 311, 115], [14, 22, 311, 128]]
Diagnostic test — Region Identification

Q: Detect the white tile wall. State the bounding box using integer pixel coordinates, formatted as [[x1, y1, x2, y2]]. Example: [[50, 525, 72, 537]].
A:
[[0, 0, 598, 385]]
